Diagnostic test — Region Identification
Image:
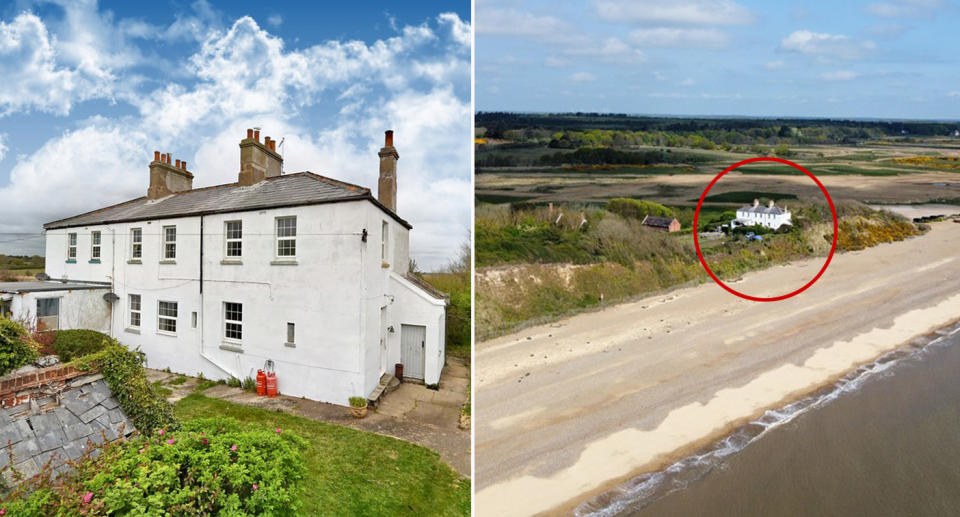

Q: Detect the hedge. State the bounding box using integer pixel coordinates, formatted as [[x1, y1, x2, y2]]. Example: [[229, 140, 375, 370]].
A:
[[72, 340, 178, 436], [0, 317, 39, 376], [53, 329, 111, 362], [1, 417, 307, 516]]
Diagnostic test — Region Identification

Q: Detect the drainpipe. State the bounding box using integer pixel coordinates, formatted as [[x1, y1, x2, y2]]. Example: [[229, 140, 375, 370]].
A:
[[197, 214, 235, 377], [109, 228, 116, 337]]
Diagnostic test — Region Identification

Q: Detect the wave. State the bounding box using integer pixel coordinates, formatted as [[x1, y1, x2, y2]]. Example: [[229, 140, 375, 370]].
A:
[[574, 321, 960, 517]]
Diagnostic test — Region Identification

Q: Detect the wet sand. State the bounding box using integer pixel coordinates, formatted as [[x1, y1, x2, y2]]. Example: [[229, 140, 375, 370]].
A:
[[474, 222, 960, 516]]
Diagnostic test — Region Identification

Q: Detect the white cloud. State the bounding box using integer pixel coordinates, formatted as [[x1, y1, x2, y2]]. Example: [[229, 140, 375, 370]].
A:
[[866, 0, 945, 18], [477, 7, 577, 41], [630, 27, 729, 48], [594, 0, 755, 25], [820, 70, 858, 81], [0, 134, 6, 162], [438, 12, 471, 47], [0, 12, 87, 116], [0, 10, 471, 269], [947, 91, 960, 97], [563, 37, 646, 63], [679, 78, 695, 86], [570, 71, 596, 82], [267, 14, 283, 27], [779, 30, 875, 60], [764, 60, 786, 70], [545, 56, 569, 67]]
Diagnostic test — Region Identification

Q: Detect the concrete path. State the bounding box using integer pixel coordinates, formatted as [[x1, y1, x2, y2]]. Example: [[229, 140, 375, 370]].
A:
[[147, 356, 471, 477]]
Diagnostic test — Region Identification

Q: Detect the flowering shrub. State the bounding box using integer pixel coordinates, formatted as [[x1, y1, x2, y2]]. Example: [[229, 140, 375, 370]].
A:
[[0, 317, 39, 376], [1, 417, 307, 516], [72, 340, 178, 435]]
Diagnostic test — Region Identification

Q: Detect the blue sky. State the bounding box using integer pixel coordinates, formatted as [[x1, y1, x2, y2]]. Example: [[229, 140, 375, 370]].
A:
[[477, 0, 960, 119], [0, 0, 470, 270]]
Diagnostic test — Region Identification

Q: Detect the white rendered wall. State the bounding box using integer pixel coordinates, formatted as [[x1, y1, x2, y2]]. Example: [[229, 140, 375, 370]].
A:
[[8, 289, 110, 333]]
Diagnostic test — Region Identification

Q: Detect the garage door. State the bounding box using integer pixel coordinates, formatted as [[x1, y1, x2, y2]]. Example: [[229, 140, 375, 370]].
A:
[[400, 324, 426, 381]]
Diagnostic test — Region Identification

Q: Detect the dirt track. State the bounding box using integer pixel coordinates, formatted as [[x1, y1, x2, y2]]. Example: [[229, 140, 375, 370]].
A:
[[474, 221, 960, 515]]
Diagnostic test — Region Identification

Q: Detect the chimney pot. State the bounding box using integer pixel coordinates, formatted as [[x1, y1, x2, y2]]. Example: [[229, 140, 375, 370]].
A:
[[182, 161, 187, 170], [154, 151, 160, 162], [254, 130, 260, 142], [176, 159, 181, 168], [166, 154, 171, 164], [247, 128, 253, 139], [385, 130, 394, 147]]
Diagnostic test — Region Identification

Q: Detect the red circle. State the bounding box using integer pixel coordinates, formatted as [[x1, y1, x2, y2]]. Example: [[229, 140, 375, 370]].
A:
[[693, 157, 837, 302]]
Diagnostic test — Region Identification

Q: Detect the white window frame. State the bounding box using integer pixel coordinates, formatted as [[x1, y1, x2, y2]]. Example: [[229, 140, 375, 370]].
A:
[[130, 228, 142, 259], [157, 300, 178, 334], [128, 294, 141, 329], [90, 231, 101, 260], [162, 225, 177, 260], [381, 221, 389, 261], [223, 302, 243, 342], [275, 216, 297, 258], [67, 233, 77, 261], [224, 220, 242, 258]]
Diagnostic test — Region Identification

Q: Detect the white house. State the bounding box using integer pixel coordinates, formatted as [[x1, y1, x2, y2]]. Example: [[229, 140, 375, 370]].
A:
[[4, 129, 447, 406], [733, 199, 792, 230]]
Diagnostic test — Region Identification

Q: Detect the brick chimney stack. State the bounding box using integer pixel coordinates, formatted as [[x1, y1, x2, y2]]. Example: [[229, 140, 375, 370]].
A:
[[378, 130, 399, 212], [147, 150, 194, 199], [238, 127, 283, 186]]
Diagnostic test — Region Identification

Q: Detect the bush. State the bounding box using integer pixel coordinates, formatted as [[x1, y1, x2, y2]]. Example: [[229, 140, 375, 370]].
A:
[[72, 340, 177, 435], [606, 198, 673, 220], [348, 396, 367, 408], [2, 417, 307, 516], [52, 329, 111, 361], [0, 317, 39, 376]]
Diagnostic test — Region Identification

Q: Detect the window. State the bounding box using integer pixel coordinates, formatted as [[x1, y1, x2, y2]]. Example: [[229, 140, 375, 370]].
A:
[[381, 221, 389, 261], [286, 322, 295, 344], [67, 233, 77, 261], [129, 294, 141, 328], [91, 231, 101, 260], [36, 298, 59, 331], [224, 302, 242, 341], [163, 226, 177, 259], [191, 312, 198, 328], [225, 220, 242, 257], [1, 300, 12, 318], [276, 217, 296, 257], [158, 301, 178, 333], [130, 228, 142, 259]]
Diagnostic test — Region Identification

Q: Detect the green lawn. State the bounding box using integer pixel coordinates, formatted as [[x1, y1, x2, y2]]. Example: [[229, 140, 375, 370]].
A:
[[174, 394, 470, 516]]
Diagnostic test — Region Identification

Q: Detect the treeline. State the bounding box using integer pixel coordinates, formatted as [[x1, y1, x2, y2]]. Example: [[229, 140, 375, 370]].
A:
[[477, 112, 960, 141], [538, 147, 709, 166], [0, 254, 44, 270]]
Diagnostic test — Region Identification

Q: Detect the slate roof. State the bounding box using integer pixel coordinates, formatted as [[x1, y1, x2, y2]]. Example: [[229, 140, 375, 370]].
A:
[[738, 204, 788, 215], [44, 172, 411, 230], [642, 215, 679, 228], [0, 377, 134, 481], [0, 281, 110, 294]]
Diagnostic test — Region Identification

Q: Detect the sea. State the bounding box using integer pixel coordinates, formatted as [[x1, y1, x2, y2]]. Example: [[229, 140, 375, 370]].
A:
[[576, 320, 960, 517]]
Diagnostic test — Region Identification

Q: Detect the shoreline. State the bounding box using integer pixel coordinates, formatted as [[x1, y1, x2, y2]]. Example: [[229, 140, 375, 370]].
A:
[[476, 286, 960, 516], [563, 319, 960, 516]]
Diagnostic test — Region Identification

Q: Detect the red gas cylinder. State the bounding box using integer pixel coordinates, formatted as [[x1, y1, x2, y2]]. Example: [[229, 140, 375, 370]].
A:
[[256, 369, 266, 396], [266, 372, 278, 398]]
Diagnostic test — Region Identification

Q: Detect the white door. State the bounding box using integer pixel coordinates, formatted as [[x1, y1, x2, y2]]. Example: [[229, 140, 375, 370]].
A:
[[379, 307, 388, 375], [400, 324, 426, 381]]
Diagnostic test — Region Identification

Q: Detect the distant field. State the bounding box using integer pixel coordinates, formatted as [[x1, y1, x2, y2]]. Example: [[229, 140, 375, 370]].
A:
[[699, 191, 798, 203]]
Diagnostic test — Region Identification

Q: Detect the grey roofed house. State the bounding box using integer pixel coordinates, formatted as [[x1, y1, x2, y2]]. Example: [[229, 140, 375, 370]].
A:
[[641, 215, 679, 228], [738, 200, 788, 215], [0, 281, 109, 294], [43, 172, 411, 230]]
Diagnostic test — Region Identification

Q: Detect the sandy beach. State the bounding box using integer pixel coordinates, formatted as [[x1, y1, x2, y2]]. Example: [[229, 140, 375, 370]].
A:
[[474, 221, 960, 516]]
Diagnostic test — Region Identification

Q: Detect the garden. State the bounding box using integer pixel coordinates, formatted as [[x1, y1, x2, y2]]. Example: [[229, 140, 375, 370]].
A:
[[0, 317, 470, 516]]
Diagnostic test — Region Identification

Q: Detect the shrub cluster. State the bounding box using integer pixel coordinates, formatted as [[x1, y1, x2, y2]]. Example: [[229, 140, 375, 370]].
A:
[[1, 417, 307, 516], [72, 340, 177, 435], [0, 317, 39, 376], [53, 329, 111, 361], [605, 198, 673, 220]]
